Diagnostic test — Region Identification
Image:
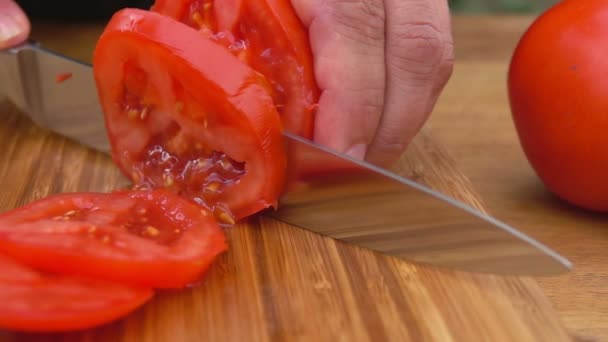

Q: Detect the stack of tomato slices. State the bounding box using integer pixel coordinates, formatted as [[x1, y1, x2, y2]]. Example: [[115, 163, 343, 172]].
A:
[[0, 0, 318, 333]]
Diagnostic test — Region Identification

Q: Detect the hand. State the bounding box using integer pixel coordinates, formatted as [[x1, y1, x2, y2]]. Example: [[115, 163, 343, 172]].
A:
[[291, 0, 454, 167], [0, 0, 30, 49]]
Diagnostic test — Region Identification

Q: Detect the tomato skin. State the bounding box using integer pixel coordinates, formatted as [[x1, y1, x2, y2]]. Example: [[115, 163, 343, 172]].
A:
[[507, 0, 608, 212], [0, 254, 153, 332], [0, 189, 227, 288], [93, 9, 287, 220], [151, 0, 319, 139]]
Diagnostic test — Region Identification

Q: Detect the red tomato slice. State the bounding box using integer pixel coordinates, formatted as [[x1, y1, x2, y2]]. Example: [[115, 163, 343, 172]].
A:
[[0, 189, 226, 288], [0, 254, 153, 332], [93, 9, 287, 221], [151, 0, 320, 139]]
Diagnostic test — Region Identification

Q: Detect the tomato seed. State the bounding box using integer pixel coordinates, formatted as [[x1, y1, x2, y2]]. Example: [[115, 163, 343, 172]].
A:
[[219, 157, 232, 171], [140, 107, 149, 120], [237, 50, 248, 63], [192, 12, 205, 28], [197, 156, 209, 164], [145, 226, 160, 237], [131, 172, 141, 183], [205, 182, 220, 193], [127, 109, 139, 119], [216, 211, 235, 225]]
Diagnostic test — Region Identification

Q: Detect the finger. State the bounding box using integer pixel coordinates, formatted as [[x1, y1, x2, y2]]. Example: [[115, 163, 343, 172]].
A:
[[366, 0, 454, 166], [0, 0, 30, 49], [291, 0, 386, 159]]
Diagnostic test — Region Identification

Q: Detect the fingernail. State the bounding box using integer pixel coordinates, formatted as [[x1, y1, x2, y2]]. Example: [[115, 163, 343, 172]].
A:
[[345, 143, 367, 160], [0, 0, 30, 49]]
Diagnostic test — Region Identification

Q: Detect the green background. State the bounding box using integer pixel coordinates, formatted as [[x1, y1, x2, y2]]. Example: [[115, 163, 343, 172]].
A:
[[449, 0, 559, 13]]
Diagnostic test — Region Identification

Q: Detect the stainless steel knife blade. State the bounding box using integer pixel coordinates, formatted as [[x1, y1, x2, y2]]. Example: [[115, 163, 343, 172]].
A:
[[0, 43, 572, 276], [0, 42, 110, 152]]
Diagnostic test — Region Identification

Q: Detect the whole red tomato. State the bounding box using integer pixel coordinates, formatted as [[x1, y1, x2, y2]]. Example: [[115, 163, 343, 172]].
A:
[[508, 0, 608, 212]]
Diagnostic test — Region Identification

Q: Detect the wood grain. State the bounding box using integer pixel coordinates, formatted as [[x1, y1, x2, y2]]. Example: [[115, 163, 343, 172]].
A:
[[430, 15, 608, 341], [0, 98, 571, 341]]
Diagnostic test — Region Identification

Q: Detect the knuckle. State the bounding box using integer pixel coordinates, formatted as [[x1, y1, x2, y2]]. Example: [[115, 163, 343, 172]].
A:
[[371, 108, 432, 163], [373, 125, 411, 156], [325, 0, 385, 45], [336, 85, 385, 124], [314, 51, 385, 95], [356, 90, 385, 120], [346, 84, 384, 105], [389, 21, 447, 79], [437, 37, 455, 85], [442, 56, 455, 84]]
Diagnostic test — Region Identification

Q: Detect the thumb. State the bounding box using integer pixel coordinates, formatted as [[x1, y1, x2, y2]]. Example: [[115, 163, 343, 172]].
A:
[[0, 0, 30, 49]]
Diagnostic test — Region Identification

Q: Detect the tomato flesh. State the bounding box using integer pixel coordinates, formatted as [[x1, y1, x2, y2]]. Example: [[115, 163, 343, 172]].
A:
[[0, 189, 227, 288], [152, 0, 320, 138], [135, 140, 245, 219], [0, 254, 153, 332], [121, 67, 246, 222], [94, 9, 287, 221]]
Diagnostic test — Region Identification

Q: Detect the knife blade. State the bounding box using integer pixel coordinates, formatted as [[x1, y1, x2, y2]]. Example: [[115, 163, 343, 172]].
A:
[[0, 42, 572, 276]]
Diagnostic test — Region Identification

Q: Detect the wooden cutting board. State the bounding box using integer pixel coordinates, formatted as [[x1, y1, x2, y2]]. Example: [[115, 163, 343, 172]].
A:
[[0, 100, 572, 341]]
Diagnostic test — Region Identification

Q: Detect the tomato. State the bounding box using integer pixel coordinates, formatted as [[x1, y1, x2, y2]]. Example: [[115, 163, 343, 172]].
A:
[[93, 9, 287, 221], [0, 254, 153, 332], [151, 0, 320, 139], [507, 0, 608, 212], [0, 189, 227, 288]]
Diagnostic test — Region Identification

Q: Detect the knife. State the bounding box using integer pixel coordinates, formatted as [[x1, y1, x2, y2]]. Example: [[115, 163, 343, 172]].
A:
[[0, 42, 572, 276]]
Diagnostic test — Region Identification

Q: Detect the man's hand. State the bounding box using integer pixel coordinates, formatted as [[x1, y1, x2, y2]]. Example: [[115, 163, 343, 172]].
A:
[[291, 0, 454, 167]]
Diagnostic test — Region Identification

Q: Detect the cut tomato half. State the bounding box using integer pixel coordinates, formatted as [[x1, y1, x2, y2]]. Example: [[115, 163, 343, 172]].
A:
[[93, 8, 287, 221], [0, 254, 153, 332], [0, 189, 227, 288], [151, 0, 320, 139]]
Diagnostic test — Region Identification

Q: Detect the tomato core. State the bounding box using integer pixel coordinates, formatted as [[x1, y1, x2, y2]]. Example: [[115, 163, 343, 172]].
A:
[[118, 64, 248, 224], [133, 141, 245, 223]]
